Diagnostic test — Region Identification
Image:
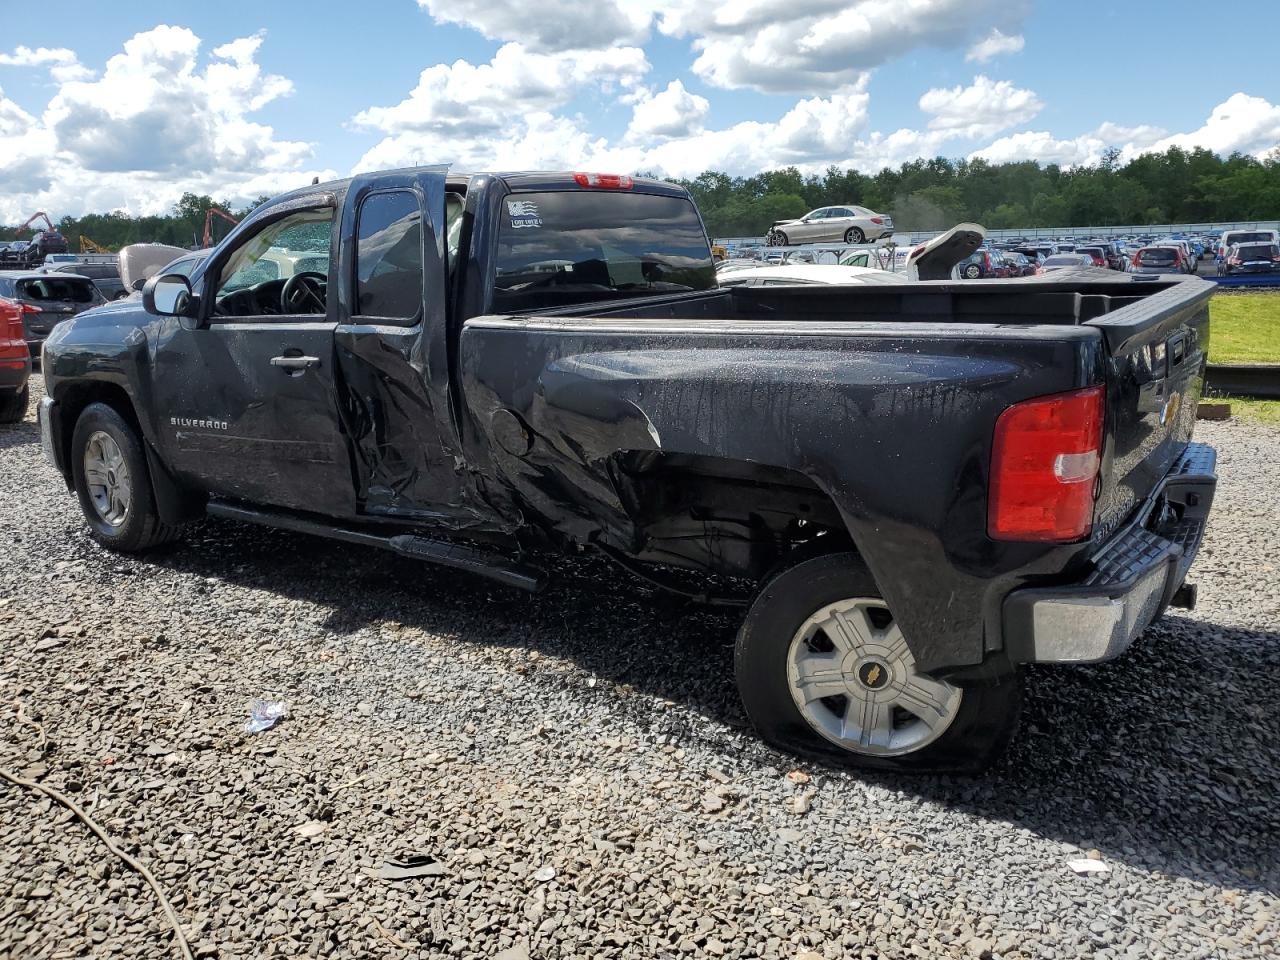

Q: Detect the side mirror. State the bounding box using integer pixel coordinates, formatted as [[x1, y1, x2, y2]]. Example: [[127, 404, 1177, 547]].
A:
[[143, 274, 198, 322]]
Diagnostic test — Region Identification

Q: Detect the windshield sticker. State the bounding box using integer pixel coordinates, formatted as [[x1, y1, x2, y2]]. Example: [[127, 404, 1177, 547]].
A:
[[507, 200, 542, 229]]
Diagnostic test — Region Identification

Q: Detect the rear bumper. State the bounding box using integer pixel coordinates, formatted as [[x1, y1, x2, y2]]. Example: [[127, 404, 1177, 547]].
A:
[[1003, 443, 1216, 664], [0, 356, 30, 391]]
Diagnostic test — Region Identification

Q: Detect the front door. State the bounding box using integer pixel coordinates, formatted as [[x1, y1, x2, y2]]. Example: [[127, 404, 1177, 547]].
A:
[[152, 197, 357, 517], [330, 168, 480, 526]]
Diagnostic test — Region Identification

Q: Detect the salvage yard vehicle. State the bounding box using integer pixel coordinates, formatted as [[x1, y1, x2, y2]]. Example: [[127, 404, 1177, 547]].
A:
[[0, 271, 105, 355], [37, 169, 1218, 772], [0, 296, 32, 422], [766, 205, 894, 246]]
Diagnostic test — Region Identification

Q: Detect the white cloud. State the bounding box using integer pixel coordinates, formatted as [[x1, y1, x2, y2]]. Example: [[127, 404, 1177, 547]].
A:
[[0, 44, 96, 83], [971, 94, 1280, 168], [0, 45, 80, 67], [0, 86, 35, 136], [1092, 121, 1167, 149], [416, 0, 652, 52], [919, 75, 1042, 138], [627, 80, 709, 140], [352, 42, 649, 169], [0, 26, 335, 221], [1144, 93, 1280, 158], [657, 0, 1032, 93], [970, 130, 1103, 167], [965, 29, 1024, 63]]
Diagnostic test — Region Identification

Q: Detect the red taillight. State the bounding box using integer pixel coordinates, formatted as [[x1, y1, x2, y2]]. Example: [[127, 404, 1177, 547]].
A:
[[988, 385, 1104, 542], [573, 172, 634, 189], [19, 302, 41, 314], [871, 217, 883, 224], [0, 297, 29, 358], [984, 253, 992, 268]]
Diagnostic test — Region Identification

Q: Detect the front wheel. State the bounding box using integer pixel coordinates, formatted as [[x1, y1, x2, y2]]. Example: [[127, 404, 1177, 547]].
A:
[[734, 552, 1022, 772], [963, 264, 982, 279], [768, 230, 789, 247], [71, 402, 184, 552], [844, 227, 865, 244]]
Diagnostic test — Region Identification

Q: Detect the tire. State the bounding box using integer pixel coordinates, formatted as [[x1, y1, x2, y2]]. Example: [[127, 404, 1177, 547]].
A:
[[771, 231, 788, 247], [734, 551, 1022, 773], [70, 402, 184, 552], [963, 264, 982, 279], [0, 385, 28, 423], [844, 227, 865, 244]]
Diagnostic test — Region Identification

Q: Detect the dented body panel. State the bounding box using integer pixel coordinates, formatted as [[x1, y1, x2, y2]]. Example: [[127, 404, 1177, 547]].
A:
[[40, 168, 1216, 679]]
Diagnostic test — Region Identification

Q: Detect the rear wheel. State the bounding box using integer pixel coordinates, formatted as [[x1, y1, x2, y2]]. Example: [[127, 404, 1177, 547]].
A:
[[0, 385, 28, 423], [735, 551, 1022, 772], [844, 227, 865, 244], [71, 402, 184, 552]]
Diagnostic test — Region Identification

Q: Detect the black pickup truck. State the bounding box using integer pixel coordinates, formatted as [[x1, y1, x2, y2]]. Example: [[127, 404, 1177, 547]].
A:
[[38, 168, 1217, 772]]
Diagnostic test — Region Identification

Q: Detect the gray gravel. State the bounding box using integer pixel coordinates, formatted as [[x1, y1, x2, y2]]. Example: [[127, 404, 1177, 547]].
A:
[[1, 377, 1277, 960]]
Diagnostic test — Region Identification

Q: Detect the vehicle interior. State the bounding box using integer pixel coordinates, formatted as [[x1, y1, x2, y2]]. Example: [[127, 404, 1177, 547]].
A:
[[214, 208, 333, 317]]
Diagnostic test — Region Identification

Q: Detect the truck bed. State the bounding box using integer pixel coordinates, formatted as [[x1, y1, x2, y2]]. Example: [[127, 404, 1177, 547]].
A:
[[547, 272, 1206, 345], [459, 271, 1213, 675]]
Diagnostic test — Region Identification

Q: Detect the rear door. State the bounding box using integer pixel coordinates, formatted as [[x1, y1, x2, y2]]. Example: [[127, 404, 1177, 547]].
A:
[[152, 194, 356, 516]]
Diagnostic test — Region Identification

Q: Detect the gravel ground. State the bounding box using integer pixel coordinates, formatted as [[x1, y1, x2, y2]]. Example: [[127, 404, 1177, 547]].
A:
[[1, 377, 1277, 960]]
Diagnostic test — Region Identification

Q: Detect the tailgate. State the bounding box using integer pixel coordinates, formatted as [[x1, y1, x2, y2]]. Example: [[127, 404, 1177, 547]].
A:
[[1086, 276, 1214, 545]]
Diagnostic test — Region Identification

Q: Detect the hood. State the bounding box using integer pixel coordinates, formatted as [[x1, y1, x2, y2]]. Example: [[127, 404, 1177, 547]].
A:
[[906, 223, 986, 281], [119, 242, 189, 292]]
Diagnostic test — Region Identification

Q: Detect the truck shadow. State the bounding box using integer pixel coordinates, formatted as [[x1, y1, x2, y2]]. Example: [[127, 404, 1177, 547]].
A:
[[149, 518, 1278, 896]]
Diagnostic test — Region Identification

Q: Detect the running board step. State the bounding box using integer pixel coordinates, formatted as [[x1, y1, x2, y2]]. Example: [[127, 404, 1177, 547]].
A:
[[206, 501, 545, 593]]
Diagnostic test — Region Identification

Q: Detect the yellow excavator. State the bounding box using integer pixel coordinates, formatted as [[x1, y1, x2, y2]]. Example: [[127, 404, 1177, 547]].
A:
[[79, 235, 111, 254]]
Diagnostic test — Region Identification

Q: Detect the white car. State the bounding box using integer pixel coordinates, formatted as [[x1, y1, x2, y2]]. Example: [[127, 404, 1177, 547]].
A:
[[766, 205, 894, 246]]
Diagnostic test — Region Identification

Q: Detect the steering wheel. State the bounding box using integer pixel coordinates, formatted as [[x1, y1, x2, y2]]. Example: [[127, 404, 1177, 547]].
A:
[[281, 271, 327, 314]]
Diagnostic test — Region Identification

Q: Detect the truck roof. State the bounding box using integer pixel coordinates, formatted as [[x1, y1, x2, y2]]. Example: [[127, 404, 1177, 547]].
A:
[[268, 168, 690, 209]]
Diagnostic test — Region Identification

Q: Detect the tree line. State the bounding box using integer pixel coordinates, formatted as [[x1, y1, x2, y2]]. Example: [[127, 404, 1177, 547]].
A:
[[2, 146, 1278, 251], [0, 193, 268, 253], [675, 146, 1280, 237]]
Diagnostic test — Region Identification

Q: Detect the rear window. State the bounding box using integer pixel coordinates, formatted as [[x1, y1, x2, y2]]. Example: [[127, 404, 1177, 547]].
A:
[[17, 277, 98, 302], [1236, 245, 1277, 259], [492, 190, 716, 313], [1137, 248, 1177, 265], [1229, 232, 1272, 245]]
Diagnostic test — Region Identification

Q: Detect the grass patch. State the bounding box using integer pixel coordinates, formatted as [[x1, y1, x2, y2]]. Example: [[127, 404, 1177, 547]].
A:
[[1214, 396, 1280, 425], [1208, 292, 1280, 364]]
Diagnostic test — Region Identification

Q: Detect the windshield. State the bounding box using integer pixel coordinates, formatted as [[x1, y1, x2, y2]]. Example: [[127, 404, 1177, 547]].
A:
[[492, 190, 716, 313]]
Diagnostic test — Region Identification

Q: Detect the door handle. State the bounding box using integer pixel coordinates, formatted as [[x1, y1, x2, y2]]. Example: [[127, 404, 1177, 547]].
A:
[[270, 354, 320, 371]]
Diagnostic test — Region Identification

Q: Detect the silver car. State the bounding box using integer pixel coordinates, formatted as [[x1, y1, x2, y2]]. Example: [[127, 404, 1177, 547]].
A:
[[766, 205, 894, 246]]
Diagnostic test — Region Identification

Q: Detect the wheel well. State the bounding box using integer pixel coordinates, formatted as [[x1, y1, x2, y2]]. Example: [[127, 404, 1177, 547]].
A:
[[55, 382, 141, 476], [610, 451, 858, 583]]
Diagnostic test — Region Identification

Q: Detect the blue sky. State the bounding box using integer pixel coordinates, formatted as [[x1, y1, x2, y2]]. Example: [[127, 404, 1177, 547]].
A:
[[0, 1, 1275, 219]]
